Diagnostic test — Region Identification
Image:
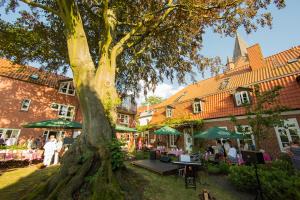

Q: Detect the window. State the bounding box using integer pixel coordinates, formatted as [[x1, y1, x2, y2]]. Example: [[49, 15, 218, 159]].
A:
[[51, 103, 75, 120], [235, 125, 255, 148], [58, 81, 75, 96], [275, 118, 300, 152], [234, 91, 250, 106], [169, 134, 176, 147], [166, 107, 173, 118], [29, 74, 39, 80], [118, 114, 129, 125], [0, 128, 20, 145], [193, 100, 202, 113], [51, 103, 60, 110], [219, 78, 230, 90], [21, 99, 31, 111]]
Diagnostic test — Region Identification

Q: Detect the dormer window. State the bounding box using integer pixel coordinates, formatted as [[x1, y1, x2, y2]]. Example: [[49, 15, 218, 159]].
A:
[[29, 74, 39, 80], [219, 78, 230, 90], [59, 81, 75, 96], [234, 91, 250, 106], [166, 106, 174, 118], [193, 98, 202, 113]]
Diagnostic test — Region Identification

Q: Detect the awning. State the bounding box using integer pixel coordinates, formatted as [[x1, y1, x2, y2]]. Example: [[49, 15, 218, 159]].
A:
[[115, 125, 137, 132], [22, 119, 82, 129], [194, 126, 244, 139], [154, 126, 181, 135]]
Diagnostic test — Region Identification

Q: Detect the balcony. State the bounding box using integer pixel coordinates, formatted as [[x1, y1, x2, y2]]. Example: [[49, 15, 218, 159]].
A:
[[116, 96, 137, 114]]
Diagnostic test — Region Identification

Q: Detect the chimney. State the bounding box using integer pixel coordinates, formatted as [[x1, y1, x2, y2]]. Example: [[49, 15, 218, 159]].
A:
[[247, 44, 266, 70]]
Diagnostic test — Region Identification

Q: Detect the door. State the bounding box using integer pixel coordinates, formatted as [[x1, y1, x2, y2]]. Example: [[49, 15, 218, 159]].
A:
[[275, 118, 300, 152], [184, 128, 193, 153]]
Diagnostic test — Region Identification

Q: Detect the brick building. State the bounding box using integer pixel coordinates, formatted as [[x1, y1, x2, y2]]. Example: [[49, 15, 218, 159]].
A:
[[0, 59, 136, 145], [138, 35, 300, 157]]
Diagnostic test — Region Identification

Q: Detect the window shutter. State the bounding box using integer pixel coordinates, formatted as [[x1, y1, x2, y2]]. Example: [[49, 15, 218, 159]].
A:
[[193, 102, 196, 113]]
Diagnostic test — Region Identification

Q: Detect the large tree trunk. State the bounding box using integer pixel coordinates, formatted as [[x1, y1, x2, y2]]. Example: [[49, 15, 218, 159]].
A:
[[23, 1, 124, 199]]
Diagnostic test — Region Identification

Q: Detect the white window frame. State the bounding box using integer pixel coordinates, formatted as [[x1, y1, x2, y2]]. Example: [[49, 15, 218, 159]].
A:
[[58, 81, 75, 96], [166, 107, 173, 118], [234, 125, 255, 148], [274, 118, 300, 152], [234, 91, 250, 106], [193, 101, 202, 113], [51, 103, 75, 120], [169, 134, 176, 147], [118, 114, 129, 125], [0, 128, 20, 145], [21, 99, 31, 111]]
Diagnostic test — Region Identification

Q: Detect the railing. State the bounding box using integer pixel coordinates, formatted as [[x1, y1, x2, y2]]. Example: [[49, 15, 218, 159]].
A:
[[117, 104, 137, 114]]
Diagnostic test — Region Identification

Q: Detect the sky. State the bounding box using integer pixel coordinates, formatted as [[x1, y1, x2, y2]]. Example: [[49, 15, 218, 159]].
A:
[[1, 1, 300, 105]]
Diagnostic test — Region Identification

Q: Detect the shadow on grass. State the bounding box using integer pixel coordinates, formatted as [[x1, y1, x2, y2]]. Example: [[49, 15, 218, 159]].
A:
[[0, 164, 148, 200], [0, 165, 58, 200]]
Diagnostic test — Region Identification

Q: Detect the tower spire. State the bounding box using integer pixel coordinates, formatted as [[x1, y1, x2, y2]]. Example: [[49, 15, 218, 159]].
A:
[[233, 33, 248, 62]]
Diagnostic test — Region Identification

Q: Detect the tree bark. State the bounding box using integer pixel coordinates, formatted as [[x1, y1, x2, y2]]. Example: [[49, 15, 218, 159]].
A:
[[22, 1, 124, 199]]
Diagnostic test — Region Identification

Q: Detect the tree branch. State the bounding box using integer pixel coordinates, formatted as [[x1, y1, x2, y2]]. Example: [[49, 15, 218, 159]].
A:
[[20, 0, 61, 17]]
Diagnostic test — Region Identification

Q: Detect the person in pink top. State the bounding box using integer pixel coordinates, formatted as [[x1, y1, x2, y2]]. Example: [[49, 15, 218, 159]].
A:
[[260, 149, 271, 162]]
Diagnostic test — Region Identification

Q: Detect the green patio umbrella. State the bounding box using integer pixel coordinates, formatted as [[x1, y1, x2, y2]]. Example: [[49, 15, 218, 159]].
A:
[[115, 125, 137, 132], [22, 119, 82, 129], [194, 126, 244, 139], [154, 126, 181, 135]]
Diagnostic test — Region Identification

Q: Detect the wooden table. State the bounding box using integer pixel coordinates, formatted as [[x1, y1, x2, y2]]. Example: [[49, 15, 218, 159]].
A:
[[172, 161, 202, 189]]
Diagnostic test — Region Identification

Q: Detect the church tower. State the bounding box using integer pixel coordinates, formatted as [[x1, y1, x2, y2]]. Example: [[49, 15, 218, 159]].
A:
[[227, 33, 249, 70]]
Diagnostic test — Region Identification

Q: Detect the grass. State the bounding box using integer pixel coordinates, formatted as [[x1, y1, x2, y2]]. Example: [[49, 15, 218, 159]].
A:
[[127, 163, 254, 200], [0, 163, 253, 200], [0, 165, 58, 200]]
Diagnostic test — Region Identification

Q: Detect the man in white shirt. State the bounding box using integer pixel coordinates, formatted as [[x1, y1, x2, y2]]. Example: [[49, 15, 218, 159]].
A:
[[43, 135, 56, 166]]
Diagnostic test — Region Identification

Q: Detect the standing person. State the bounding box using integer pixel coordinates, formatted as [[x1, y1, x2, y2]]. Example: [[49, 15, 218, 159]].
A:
[[54, 137, 63, 165], [223, 139, 230, 155], [138, 137, 143, 150], [215, 140, 224, 161], [243, 141, 249, 151], [43, 135, 56, 167]]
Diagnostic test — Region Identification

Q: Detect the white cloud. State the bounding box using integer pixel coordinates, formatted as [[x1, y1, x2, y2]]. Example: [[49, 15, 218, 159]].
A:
[[136, 81, 185, 105]]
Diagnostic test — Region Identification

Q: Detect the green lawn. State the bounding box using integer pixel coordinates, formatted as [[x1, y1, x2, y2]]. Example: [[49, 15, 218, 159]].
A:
[[127, 164, 253, 200], [0, 163, 253, 200], [0, 165, 58, 200]]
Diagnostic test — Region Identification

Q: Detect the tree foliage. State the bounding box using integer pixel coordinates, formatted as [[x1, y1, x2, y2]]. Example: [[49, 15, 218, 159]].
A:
[[0, 0, 285, 96], [141, 95, 163, 106], [231, 84, 288, 149]]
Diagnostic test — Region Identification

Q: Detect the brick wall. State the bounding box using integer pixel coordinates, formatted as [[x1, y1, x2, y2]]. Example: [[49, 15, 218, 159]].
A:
[[0, 76, 82, 139]]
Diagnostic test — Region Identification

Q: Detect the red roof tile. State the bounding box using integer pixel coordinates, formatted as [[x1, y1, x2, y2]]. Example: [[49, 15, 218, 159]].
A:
[[146, 45, 300, 125], [0, 59, 68, 88]]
